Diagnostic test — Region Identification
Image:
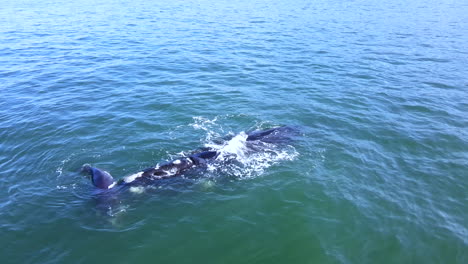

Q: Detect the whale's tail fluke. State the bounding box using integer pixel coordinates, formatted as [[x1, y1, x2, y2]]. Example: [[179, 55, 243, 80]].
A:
[[82, 164, 115, 189]]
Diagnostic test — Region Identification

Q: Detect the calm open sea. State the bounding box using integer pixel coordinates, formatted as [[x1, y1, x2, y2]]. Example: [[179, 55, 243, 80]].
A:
[[1, 0, 467, 263]]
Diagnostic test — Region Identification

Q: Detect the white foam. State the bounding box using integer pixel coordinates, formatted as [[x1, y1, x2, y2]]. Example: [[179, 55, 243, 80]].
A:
[[190, 116, 299, 179], [190, 116, 222, 142], [205, 130, 298, 179], [56, 155, 73, 177], [215, 132, 249, 161], [200, 179, 215, 190], [129, 186, 145, 194]]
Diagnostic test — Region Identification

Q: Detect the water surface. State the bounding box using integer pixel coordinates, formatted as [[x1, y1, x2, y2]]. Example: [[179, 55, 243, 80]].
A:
[[1, 0, 467, 263]]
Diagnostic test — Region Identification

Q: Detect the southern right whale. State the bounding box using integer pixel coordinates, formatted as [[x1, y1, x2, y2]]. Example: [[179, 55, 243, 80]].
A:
[[82, 126, 297, 190]]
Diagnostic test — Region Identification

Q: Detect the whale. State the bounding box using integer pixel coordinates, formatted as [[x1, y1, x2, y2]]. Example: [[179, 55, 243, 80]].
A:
[[82, 126, 296, 190]]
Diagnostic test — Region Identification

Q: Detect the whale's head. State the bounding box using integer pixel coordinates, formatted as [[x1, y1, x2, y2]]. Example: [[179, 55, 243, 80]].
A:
[[82, 164, 115, 189]]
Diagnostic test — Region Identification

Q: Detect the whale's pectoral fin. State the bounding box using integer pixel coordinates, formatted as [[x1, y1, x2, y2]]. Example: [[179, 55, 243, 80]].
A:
[[82, 164, 115, 189]]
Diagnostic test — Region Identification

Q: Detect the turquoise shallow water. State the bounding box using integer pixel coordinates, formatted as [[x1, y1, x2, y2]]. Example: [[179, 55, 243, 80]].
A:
[[1, 0, 468, 263]]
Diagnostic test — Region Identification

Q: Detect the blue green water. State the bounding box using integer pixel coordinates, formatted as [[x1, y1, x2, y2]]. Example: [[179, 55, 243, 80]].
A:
[[1, 0, 467, 263]]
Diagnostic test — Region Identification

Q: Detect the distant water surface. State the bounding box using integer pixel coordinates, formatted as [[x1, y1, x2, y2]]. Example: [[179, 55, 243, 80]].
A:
[[1, 0, 467, 263]]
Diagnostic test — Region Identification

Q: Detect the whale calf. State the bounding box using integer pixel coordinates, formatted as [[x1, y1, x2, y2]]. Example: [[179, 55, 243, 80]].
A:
[[83, 126, 296, 190]]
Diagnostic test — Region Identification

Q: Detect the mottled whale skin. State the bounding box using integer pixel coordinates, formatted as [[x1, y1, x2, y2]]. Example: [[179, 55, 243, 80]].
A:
[[83, 126, 295, 190]]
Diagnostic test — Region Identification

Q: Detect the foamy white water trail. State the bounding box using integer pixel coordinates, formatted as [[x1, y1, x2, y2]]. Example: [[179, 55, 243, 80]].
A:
[[191, 116, 299, 179]]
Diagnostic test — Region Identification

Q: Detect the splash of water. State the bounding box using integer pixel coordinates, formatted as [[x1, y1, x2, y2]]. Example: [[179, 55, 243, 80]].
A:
[[192, 117, 299, 179], [210, 132, 249, 161]]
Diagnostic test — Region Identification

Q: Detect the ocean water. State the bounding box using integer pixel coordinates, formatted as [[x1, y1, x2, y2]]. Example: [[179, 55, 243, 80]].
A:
[[1, 0, 467, 263]]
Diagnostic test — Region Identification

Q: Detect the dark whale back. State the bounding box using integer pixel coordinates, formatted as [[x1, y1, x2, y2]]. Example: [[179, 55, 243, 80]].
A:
[[246, 126, 297, 143]]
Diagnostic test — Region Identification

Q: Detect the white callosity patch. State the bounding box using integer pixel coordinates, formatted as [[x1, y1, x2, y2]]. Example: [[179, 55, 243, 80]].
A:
[[122, 172, 143, 183], [168, 167, 178, 175]]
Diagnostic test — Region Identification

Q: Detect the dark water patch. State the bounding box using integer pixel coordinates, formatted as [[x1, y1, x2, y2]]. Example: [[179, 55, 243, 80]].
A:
[[423, 81, 457, 90]]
